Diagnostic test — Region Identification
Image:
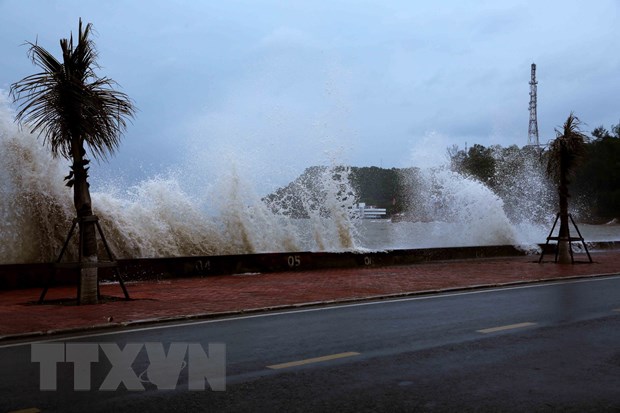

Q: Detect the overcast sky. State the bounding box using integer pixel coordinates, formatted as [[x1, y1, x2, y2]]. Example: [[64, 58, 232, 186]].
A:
[[1, 0, 619, 192]]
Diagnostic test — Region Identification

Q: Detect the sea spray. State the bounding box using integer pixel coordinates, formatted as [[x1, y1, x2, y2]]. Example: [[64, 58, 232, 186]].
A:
[[212, 161, 301, 254], [397, 166, 547, 249], [0, 95, 75, 263], [0, 88, 562, 263], [0, 93, 362, 263], [265, 165, 360, 251], [490, 145, 555, 226], [93, 162, 359, 256], [305, 165, 358, 251], [93, 176, 224, 258]]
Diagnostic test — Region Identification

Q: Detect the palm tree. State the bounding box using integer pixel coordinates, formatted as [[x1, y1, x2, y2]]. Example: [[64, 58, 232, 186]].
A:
[[546, 113, 588, 263], [10, 19, 135, 303]]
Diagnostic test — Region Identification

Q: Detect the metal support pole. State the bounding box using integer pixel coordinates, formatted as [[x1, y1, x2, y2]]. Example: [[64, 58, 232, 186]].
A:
[[39, 215, 130, 304]]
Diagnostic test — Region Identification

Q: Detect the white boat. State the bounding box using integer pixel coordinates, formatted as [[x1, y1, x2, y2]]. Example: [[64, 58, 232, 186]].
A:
[[356, 203, 387, 219]]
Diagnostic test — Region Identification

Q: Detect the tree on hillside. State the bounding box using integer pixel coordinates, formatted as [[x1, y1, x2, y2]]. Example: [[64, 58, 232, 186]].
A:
[[613, 122, 620, 139], [10, 19, 135, 304], [448, 144, 496, 186], [545, 113, 588, 264], [570, 123, 620, 219], [349, 167, 402, 215], [591, 126, 612, 140], [592, 121, 620, 140]]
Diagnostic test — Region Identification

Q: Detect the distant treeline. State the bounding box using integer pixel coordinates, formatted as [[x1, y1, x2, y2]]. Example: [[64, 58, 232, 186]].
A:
[[265, 122, 620, 221], [450, 121, 620, 221]]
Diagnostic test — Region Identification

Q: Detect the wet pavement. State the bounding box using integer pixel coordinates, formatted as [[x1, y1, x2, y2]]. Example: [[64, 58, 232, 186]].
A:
[[1, 250, 618, 340]]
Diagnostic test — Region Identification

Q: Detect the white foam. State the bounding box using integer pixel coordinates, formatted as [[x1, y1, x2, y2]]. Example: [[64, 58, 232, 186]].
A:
[[0, 94, 360, 263], [0, 92, 561, 263]]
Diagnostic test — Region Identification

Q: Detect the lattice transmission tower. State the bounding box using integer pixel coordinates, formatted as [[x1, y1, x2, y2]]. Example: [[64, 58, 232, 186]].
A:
[[528, 63, 539, 146]]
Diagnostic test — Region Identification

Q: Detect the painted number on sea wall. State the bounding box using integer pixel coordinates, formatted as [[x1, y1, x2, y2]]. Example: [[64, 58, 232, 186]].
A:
[[195, 259, 211, 272], [287, 255, 301, 268]]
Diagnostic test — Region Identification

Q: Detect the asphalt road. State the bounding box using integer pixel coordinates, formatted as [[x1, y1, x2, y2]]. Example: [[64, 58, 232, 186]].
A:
[[2, 275, 620, 412]]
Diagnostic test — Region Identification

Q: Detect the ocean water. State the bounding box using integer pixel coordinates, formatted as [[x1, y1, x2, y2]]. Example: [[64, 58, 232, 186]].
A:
[[357, 220, 619, 251], [1, 95, 617, 264]]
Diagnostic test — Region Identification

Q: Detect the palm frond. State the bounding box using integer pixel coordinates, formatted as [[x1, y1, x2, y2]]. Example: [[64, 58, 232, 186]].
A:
[[10, 18, 136, 162], [546, 112, 588, 182], [27, 42, 62, 74]]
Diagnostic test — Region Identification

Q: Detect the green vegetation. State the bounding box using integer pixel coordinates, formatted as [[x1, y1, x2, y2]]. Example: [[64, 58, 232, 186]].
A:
[[10, 19, 135, 304], [266, 119, 619, 223], [349, 166, 405, 216], [546, 113, 589, 263], [450, 120, 620, 222], [264, 165, 409, 218], [573, 124, 620, 219]]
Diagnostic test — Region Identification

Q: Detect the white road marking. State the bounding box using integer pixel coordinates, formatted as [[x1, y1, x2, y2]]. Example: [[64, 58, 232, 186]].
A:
[[477, 322, 537, 334], [267, 352, 360, 369], [1, 274, 619, 349]]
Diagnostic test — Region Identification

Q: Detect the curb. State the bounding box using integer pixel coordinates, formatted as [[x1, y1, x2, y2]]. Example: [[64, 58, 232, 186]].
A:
[[2, 271, 619, 344]]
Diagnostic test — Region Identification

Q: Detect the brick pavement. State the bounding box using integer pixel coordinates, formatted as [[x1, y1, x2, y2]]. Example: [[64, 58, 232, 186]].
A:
[[1, 250, 619, 340]]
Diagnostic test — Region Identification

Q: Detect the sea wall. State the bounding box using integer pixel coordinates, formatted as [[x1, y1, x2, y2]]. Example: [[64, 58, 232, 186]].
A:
[[2, 242, 616, 290]]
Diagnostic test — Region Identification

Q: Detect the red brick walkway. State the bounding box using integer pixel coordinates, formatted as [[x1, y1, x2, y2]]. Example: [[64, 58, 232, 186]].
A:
[[1, 251, 619, 339]]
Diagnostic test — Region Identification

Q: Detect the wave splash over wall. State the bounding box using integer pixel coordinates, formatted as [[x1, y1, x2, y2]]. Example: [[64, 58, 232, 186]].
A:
[[0, 95, 360, 263], [1, 95, 549, 264], [393, 167, 549, 250]]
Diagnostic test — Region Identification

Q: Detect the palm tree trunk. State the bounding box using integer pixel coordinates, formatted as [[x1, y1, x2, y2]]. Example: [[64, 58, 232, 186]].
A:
[[71, 140, 98, 304], [557, 146, 571, 264]]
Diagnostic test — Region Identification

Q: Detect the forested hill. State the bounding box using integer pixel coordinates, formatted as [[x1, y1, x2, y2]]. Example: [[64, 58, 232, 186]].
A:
[[264, 130, 620, 221], [263, 166, 411, 218], [348, 166, 410, 215]]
